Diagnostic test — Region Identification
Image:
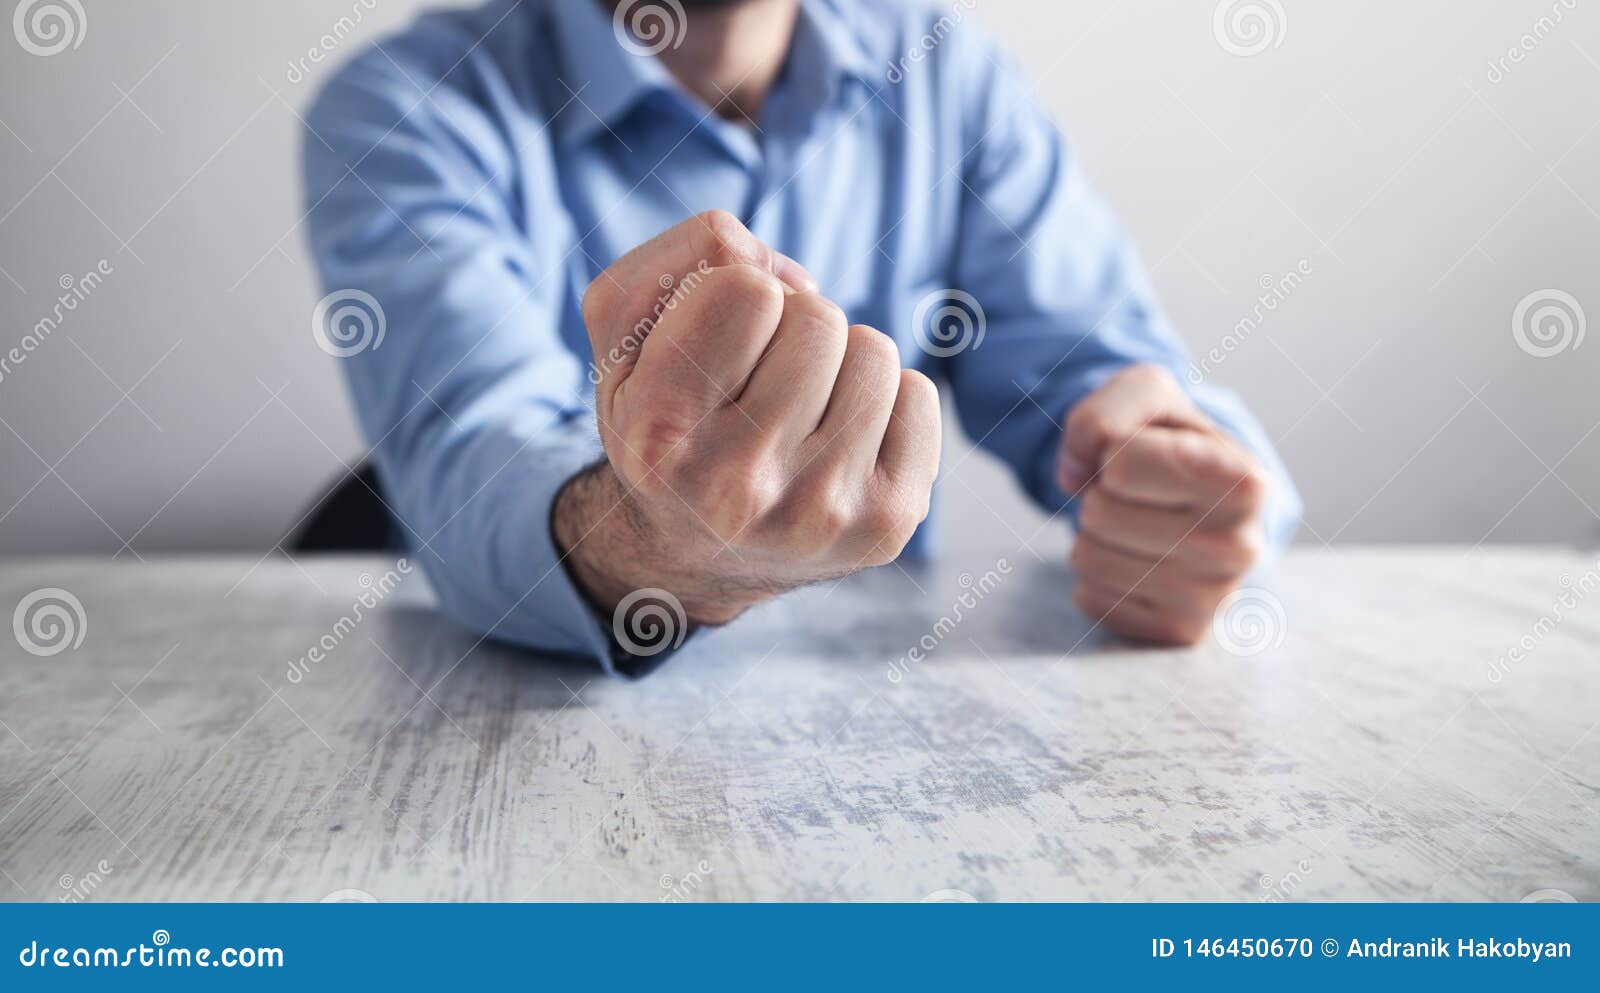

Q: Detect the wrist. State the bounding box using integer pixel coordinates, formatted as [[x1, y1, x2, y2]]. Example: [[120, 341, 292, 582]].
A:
[[553, 461, 646, 612], [552, 461, 761, 626]]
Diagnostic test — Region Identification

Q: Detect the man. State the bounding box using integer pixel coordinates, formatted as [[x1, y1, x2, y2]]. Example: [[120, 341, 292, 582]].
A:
[[303, 0, 1300, 676]]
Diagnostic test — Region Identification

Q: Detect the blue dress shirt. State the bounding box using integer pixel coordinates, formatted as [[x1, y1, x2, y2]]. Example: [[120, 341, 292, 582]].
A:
[[302, 0, 1301, 675]]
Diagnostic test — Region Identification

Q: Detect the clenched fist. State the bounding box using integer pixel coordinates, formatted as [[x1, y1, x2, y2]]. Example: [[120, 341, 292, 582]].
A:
[[1058, 364, 1268, 645], [556, 210, 941, 627]]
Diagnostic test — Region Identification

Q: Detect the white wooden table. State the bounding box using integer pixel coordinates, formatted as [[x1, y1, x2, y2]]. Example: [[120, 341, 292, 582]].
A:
[[0, 550, 1595, 902]]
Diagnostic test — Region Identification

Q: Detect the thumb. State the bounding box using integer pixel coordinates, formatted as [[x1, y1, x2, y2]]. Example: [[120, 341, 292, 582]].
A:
[[583, 210, 812, 364], [1057, 364, 1208, 492]]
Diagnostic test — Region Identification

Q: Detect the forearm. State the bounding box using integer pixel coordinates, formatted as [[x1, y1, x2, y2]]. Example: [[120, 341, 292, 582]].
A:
[[362, 415, 626, 667]]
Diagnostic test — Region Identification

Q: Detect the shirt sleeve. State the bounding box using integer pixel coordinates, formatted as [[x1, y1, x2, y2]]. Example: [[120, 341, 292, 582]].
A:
[[942, 32, 1302, 550], [301, 49, 645, 674]]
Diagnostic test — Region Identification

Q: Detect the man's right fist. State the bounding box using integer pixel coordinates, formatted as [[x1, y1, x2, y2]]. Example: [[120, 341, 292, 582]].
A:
[[556, 210, 941, 625]]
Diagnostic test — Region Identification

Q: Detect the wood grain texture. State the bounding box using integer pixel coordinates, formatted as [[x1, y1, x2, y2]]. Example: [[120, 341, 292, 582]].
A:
[[0, 549, 1595, 902]]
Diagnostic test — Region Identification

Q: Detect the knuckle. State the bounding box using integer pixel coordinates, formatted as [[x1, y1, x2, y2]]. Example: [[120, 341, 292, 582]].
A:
[[1072, 582, 1108, 618], [580, 275, 616, 335], [846, 326, 904, 404], [846, 324, 902, 370], [787, 291, 848, 333], [1123, 361, 1178, 392], [1066, 403, 1115, 449], [1154, 615, 1206, 646], [1077, 487, 1107, 534], [1068, 535, 1094, 572], [1240, 524, 1266, 564], [712, 263, 786, 319], [866, 538, 905, 568], [860, 505, 920, 566], [898, 368, 939, 411], [812, 494, 854, 542], [702, 463, 778, 534], [1221, 524, 1265, 572], [623, 413, 693, 476], [697, 209, 759, 266], [861, 492, 918, 548], [1233, 466, 1269, 509], [1098, 448, 1137, 493]]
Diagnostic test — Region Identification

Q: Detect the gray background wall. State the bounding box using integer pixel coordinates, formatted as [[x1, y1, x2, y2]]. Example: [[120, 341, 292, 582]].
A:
[[1, 0, 1597, 557]]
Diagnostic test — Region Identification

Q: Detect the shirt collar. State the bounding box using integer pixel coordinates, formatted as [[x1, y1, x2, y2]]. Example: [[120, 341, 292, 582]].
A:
[[549, 0, 677, 149], [548, 0, 877, 150], [789, 0, 878, 93]]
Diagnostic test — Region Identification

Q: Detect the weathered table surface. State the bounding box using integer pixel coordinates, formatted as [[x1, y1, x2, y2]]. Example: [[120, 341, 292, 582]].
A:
[[0, 549, 1595, 903]]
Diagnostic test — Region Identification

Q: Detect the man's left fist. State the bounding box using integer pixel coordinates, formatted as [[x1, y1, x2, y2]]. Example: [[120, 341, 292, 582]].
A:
[[1056, 364, 1268, 645]]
